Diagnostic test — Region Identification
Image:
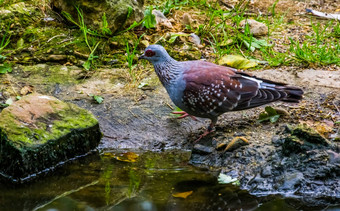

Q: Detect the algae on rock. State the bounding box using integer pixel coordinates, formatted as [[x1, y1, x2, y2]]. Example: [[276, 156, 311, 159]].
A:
[[0, 93, 102, 183]]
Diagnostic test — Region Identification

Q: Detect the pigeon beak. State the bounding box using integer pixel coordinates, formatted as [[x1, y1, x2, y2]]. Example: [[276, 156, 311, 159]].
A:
[[138, 54, 145, 60]]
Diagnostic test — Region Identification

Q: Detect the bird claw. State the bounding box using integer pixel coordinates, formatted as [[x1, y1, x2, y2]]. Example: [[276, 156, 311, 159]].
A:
[[172, 111, 198, 121], [193, 127, 214, 143], [224, 136, 249, 151]]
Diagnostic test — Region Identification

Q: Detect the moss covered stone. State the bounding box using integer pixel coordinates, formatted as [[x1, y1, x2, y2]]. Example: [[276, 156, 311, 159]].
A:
[[282, 124, 333, 155], [0, 93, 102, 182], [51, 0, 144, 33]]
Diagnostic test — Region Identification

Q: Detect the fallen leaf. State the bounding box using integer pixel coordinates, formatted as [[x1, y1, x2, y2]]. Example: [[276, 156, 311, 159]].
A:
[[218, 173, 238, 184], [5, 98, 13, 105], [172, 191, 193, 199], [114, 152, 139, 163], [168, 33, 190, 44], [258, 106, 281, 123], [138, 82, 149, 89], [218, 55, 257, 69], [20, 85, 34, 95], [93, 95, 104, 104]]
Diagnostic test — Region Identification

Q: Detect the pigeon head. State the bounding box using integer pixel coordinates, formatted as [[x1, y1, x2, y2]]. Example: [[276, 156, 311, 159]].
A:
[[139, 44, 172, 64]]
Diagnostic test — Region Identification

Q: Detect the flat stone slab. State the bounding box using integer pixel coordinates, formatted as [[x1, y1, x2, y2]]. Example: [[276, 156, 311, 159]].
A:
[[0, 93, 101, 182]]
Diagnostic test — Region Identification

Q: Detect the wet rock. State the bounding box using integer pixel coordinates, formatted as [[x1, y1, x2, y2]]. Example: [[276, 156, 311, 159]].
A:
[[327, 150, 340, 164], [279, 172, 304, 191], [282, 124, 332, 155], [193, 144, 214, 155], [0, 93, 101, 183], [51, 0, 144, 33], [240, 19, 268, 36], [287, 124, 331, 146], [261, 165, 272, 177]]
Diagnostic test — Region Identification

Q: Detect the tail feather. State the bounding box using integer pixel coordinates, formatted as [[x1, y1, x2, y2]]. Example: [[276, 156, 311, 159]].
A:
[[280, 86, 304, 102]]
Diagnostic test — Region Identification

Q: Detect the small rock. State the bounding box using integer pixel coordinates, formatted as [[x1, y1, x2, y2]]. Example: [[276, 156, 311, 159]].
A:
[[327, 150, 340, 164], [261, 165, 272, 177], [47, 54, 67, 61], [152, 10, 172, 28], [240, 19, 268, 36], [139, 40, 150, 49], [182, 13, 192, 26], [193, 144, 214, 155], [189, 33, 201, 47], [272, 135, 283, 146], [280, 172, 304, 190]]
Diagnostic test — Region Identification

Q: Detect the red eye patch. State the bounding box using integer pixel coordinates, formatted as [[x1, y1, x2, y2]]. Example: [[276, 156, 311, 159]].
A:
[[145, 50, 155, 57]]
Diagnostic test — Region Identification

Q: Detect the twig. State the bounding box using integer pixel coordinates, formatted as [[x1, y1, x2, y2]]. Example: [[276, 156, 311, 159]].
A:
[[165, 102, 174, 110], [333, 101, 340, 113], [47, 34, 67, 43]]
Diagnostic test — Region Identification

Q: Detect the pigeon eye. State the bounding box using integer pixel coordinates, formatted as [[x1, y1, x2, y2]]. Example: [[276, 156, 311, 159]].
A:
[[145, 50, 155, 57]]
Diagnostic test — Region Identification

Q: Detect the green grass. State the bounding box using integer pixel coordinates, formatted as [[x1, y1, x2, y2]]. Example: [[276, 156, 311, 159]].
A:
[[125, 34, 144, 82], [288, 20, 340, 66]]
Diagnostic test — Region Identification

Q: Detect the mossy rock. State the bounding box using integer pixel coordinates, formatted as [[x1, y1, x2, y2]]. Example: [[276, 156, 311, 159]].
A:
[[51, 0, 144, 33], [0, 93, 102, 183], [282, 124, 332, 155]]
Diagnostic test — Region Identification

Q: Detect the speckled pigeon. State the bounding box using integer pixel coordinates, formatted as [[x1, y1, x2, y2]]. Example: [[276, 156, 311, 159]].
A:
[[139, 45, 303, 141]]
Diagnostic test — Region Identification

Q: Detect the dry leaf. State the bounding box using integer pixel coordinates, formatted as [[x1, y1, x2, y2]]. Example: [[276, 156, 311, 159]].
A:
[[172, 191, 193, 199], [218, 55, 257, 69], [20, 85, 34, 95]]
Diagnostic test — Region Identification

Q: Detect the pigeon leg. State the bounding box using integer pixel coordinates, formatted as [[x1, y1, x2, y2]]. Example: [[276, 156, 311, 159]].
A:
[[172, 111, 198, 121], [194, 119, 216, 143], [224, 137, 249, 151]]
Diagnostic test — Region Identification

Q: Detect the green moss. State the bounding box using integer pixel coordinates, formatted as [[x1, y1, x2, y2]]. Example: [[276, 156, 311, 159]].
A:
[[0, 96, 98, 146], [288, 124, 331, 146]]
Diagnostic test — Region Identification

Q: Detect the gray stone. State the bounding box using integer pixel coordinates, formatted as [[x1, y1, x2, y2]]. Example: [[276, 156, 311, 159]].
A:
[[240, 19, 268, 36]]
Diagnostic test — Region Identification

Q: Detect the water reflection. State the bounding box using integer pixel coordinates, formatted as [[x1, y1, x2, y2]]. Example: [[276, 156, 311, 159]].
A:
[[0, 151, 338, 210]]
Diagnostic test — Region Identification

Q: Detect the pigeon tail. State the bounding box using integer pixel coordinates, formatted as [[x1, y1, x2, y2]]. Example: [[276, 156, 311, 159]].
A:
[[281, 86, 304, 103]]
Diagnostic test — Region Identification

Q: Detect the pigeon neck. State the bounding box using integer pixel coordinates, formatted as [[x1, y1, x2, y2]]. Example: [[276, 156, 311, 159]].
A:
[[153, 57, 180, 86]]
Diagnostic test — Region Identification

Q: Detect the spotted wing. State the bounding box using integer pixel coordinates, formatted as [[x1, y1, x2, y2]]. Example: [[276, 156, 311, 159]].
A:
[[181, 61, 290, 116]]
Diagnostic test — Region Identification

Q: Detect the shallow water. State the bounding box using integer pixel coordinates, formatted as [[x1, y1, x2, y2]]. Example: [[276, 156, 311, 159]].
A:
[[0, 151, 338, 211]]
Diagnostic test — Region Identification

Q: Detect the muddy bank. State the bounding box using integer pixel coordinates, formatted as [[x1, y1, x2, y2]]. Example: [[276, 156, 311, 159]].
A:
[[0, 64, 339, 206]]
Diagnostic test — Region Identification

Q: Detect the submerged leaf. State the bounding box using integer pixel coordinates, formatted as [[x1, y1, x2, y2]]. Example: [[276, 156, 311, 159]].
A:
[[218, 173, 237, 184], [172, 191, 193, 199], [218, 55, 257, 69], [114, 152, 139, 163]]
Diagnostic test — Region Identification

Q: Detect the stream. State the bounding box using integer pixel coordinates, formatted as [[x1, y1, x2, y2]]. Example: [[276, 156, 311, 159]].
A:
[[0, 150, 339, 211]]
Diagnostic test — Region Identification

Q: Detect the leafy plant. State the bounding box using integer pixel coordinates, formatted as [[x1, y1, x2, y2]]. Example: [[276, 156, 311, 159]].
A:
[[125, 34, 144, 81], [258, 106, 281, 123], [0, 63, 12, 74], [62, 6, 101, 70], [89, 94, 104, 104], [101, 13, 112, 36], [143, 6, 157, 29], [0, 24, 12, 74], [0, 24, 11, 54]]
